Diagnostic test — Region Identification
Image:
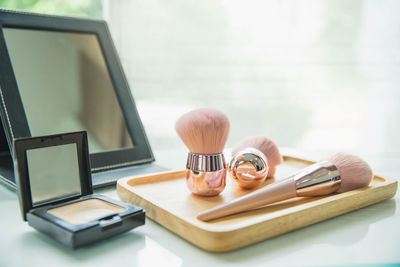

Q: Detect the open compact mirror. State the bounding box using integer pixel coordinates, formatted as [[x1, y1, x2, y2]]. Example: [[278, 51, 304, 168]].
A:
[[14, 131, 145, 248]]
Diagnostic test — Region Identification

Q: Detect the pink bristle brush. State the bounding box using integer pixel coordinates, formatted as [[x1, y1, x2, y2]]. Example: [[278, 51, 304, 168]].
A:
[[175, 108, 230, 196], [229, 136, 282, 189], [198, 152, 373, 221]]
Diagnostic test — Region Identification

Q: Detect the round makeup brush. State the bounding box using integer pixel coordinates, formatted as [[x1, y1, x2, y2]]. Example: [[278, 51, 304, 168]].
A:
[[231, 136, 282, 178], [229, 147, 269, 189], [229, 136, 282, 189], [175, 108, 230, 196], [198, 152, 373, 221]]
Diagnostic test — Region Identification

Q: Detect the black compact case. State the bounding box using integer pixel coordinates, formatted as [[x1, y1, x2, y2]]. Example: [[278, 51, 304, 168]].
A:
[[13, 131, 145, 248]]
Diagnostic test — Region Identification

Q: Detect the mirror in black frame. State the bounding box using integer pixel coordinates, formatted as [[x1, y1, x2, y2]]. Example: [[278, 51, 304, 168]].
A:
[[3, 28, 133, 153]]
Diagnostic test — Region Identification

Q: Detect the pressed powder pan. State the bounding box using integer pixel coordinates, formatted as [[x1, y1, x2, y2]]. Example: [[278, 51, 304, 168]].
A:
[[48, 199, 126, 225]]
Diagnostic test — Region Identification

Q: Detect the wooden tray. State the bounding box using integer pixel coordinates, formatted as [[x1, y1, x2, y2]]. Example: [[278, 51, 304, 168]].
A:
[[117, 155, 398, 252]]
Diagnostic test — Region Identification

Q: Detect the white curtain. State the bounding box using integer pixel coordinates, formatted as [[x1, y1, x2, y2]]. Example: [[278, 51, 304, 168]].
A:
[[103, 0, 400, 162]]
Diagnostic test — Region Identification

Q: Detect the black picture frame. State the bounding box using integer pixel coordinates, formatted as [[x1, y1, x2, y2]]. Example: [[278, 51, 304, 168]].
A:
[[0, 9, 155, 187]]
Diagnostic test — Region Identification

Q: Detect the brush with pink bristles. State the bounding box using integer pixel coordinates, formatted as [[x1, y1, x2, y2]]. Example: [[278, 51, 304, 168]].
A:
[[229, 136, 282, 189], [198, 152, 373, 221], [175, 108, 230, 196]]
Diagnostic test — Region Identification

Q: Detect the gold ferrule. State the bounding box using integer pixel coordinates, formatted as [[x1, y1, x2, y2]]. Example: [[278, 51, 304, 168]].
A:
[[291, 160, 341, 197]]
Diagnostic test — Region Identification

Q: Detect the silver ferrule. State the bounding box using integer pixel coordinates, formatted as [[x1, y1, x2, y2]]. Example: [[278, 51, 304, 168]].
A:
[[186, 152, 226, 172], [291, 160, 341, 197]]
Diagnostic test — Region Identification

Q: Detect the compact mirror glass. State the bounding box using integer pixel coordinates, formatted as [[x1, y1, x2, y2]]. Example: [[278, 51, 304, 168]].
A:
[[3, 28, 133, 153], [26, 143, 81, 205]]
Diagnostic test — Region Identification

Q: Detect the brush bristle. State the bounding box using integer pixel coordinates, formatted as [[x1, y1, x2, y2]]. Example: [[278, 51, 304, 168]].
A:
[[175, 108, 230, 154], [231, 136, 282, 177], [327, 152, 373, 193]]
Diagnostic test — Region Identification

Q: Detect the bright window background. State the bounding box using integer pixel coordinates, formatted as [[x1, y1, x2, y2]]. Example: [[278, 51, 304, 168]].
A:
[[2, 0, 400, 171], [104, 0, 400, 164]]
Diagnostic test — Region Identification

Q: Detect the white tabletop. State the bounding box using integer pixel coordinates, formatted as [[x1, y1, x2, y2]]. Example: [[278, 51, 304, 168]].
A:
[[1, 1, 400, 265], [1, 148, 399, 267]]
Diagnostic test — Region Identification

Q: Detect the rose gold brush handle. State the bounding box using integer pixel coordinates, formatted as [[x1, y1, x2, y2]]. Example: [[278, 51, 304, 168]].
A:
[[197, 178, 296, 221], [197, 161, 341, 221], [229, 148, 269, 189], [186, 152, 227, 196]]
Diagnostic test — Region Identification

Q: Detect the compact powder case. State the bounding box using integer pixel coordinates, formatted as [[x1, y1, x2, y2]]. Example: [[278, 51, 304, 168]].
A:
[[13, 131, 145, 248]]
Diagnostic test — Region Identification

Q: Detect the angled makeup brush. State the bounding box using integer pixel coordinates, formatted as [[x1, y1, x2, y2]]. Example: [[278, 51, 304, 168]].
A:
[[175, 108, 230, 196], [229, 136, 282, 189], [198, 152, 373, 221]]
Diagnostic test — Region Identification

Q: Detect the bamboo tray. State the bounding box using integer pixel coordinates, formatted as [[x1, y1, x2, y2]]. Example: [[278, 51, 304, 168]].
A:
[[117, 155, 398, 252]]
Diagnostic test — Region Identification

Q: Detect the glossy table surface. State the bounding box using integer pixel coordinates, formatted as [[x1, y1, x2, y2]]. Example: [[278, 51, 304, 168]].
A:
[[1, 148, 399, 267]]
